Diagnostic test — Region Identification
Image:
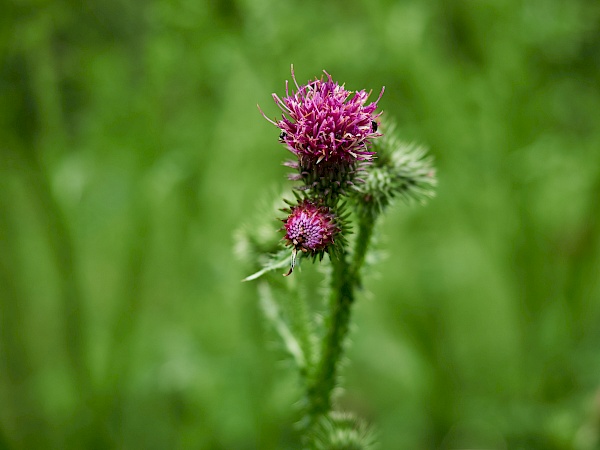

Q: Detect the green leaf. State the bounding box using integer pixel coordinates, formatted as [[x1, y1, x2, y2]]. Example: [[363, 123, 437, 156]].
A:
[[241, 253, 290, 282]]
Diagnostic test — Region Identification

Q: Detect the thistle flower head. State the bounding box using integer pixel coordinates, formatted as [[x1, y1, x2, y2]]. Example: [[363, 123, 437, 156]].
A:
[[281, 198, 341, 276], [271, 67, 384, 165], [260, 66, 384, 194]]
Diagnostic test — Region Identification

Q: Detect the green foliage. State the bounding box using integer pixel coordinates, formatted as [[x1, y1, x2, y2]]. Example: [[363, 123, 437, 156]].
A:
[[1, 0, 600, 449]]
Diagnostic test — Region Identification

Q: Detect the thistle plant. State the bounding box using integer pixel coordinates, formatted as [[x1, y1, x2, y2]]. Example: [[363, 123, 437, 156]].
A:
[[238, 67, 436, 449]]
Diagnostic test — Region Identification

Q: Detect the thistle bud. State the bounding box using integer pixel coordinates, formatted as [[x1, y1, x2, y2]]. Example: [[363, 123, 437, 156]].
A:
[[281, 199, 342, 276], [354, 121, 436, 219], [311, 412, 376, 450]]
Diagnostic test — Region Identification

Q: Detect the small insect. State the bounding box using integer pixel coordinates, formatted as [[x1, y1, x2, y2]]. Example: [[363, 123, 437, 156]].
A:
[[279, 131, 287, 142], [371, 121, 378, 132]]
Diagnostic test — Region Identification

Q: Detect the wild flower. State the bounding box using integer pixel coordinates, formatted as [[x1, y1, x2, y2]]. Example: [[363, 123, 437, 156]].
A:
[[243, 67, 435, 449], [260, 66, 384, 194]]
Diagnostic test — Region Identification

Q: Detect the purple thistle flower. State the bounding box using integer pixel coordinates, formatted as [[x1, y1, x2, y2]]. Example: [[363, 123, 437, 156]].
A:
[[281, 199, 341, 276], [260, 67, 384, 192]]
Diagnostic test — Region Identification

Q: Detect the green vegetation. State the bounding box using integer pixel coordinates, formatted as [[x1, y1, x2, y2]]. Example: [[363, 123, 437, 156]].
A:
[[1, 0, 600, 448]]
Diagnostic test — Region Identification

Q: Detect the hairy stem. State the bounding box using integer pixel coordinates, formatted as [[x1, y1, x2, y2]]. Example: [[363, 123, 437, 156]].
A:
[[306, 251, 355, 427], [352, 215, 376, 281]]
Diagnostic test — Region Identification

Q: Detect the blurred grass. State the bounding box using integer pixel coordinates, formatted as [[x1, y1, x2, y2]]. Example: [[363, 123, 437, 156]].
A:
[[1, 0, 600, 448]]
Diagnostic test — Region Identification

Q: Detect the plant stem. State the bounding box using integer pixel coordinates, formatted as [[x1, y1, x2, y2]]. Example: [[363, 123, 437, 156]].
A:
[[306, 251, 355, 427], [352, 215, 376, 283]]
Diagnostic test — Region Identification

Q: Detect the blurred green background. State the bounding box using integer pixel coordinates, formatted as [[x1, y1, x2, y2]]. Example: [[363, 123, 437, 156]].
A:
[[1, 0, 600, 448]]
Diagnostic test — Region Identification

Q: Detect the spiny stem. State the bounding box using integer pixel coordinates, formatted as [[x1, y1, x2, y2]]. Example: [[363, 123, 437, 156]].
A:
[[305, 251, 355, 427], [352, 215, 376, 281]]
